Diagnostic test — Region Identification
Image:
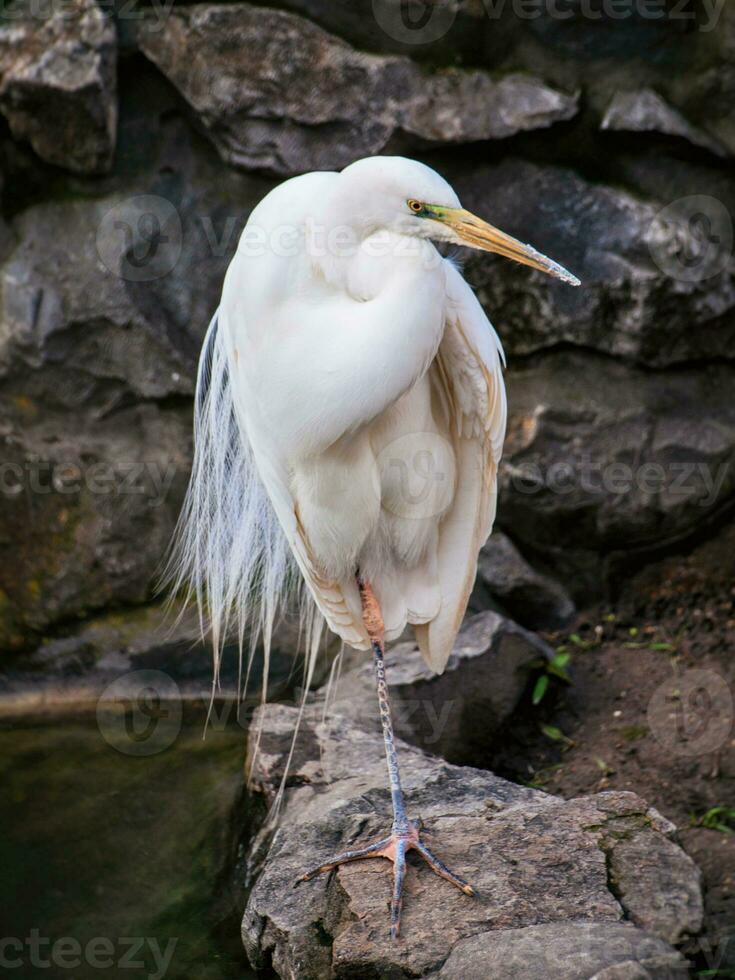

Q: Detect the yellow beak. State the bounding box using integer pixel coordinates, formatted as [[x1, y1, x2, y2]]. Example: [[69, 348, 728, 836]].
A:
[[427, 206, 580, 286]]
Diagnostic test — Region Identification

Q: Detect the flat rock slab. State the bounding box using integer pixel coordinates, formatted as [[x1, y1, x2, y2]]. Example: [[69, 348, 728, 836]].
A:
[[242, 705, 701, 979], [601, 88, 728, 159], [0, 601, 339, 718], [138, 3, 577, 175]]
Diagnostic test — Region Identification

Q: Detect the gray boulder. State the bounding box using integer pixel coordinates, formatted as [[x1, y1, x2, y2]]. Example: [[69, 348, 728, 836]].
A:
[[601, 89, 728, 159], [0, 398, 190, 641], [608, 832, 705, 947], [322, 610, 551, 766], [454, 160, 735, 368], [137, 4, 578, 176], [242, 704, 701, 978], [0, 599, 339, 719], [437, 924, 691, 980], [0, 195, 194, 404], [499, 350, 735, 599], [671, 4, 735, 159], [0, 187, 194, 639], [475, 531, 575, 630], [0, 0, 117, 174], [0, 112, 272, 644]]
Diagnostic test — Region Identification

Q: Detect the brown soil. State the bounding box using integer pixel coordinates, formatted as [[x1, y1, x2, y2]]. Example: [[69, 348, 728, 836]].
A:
[[491, 524, 735, 975]]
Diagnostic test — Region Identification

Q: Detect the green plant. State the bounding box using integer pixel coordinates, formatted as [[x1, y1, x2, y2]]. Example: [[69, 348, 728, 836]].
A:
[[691, 806, 735, 835], [531, 650, 572, 705], [568, 632, 595, 650], [540, 724, 574, 748]]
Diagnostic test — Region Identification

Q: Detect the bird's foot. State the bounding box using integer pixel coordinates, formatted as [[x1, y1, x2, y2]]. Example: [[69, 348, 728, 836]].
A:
[[298, 819, 475, 938]]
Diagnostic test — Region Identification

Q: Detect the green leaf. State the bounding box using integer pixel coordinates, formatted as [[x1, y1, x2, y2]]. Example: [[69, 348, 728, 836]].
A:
[[541, 724, 564, 741], [648, 642, 675, 652], [698, 806, 735, 835], [547, 662, 572, 682], [532, 674, 549, 705], [552, 652, 571, 668]]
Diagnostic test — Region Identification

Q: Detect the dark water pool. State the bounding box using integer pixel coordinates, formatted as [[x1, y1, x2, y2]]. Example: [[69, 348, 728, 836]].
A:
[[0, 717, 256, 979]]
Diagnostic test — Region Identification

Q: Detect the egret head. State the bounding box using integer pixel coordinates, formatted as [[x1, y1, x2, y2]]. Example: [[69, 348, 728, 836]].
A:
[[338, 156, 580, 286]]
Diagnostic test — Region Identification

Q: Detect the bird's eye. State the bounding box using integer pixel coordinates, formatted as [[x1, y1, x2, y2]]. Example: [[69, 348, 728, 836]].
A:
[[407, 199, 423, 214]]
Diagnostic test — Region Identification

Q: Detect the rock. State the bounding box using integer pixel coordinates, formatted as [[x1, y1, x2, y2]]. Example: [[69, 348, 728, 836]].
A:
[[0, 108, 273, 644], [137, 4, 578, 176], [0, 399, 191, 640], [679, 828, 735, 973], [672, 4, 735, 159], [241, 704, 700, 978], [0, 600, 338, 717], [436, 923, 689, 980], [321, 610, 551, 766], [454, 160, 735, 368], [601, 89, 728, 159], [607, 832, 703, 946], [0, 110, 270, 408], [475, 531, 575, 630], [1, 196, 194, 404], [498, 351, 735, 599], [0, 181, 193, 638], [0, 0, 117, 174], [0, 602, 211, 714], [679, 65, 735, 160]]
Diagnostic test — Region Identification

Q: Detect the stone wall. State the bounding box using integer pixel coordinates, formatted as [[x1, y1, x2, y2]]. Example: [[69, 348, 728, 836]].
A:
[[1, 0, 733, 652]]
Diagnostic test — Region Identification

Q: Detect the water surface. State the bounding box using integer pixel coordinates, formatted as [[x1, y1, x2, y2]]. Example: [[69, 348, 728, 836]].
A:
[[0, 717, 255, 979]]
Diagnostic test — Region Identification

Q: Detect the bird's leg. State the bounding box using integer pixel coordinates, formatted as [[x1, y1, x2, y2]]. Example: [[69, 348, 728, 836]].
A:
[[299, 575, 475, 938], [358, 574, 411, 836]]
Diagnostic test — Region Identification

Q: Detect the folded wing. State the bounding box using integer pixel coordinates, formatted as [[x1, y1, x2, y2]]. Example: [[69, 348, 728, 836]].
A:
[[414, 260, 507, 672]]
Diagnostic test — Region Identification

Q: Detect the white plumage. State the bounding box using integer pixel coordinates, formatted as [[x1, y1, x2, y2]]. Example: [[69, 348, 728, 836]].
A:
[[165, 154, 579, 935], [166, 154, 580, 689]]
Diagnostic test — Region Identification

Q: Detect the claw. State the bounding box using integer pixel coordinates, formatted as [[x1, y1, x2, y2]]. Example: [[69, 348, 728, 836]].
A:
[[414, 840, 476, 896], [298, 821, 475, 937]]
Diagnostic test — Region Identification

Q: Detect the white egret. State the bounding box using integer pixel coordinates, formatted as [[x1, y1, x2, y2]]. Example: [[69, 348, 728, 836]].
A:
[[168, 155, 579, 937]]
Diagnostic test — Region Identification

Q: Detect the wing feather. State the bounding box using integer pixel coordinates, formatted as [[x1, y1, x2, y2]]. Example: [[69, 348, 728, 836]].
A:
[[417, 261, 507, 672]]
